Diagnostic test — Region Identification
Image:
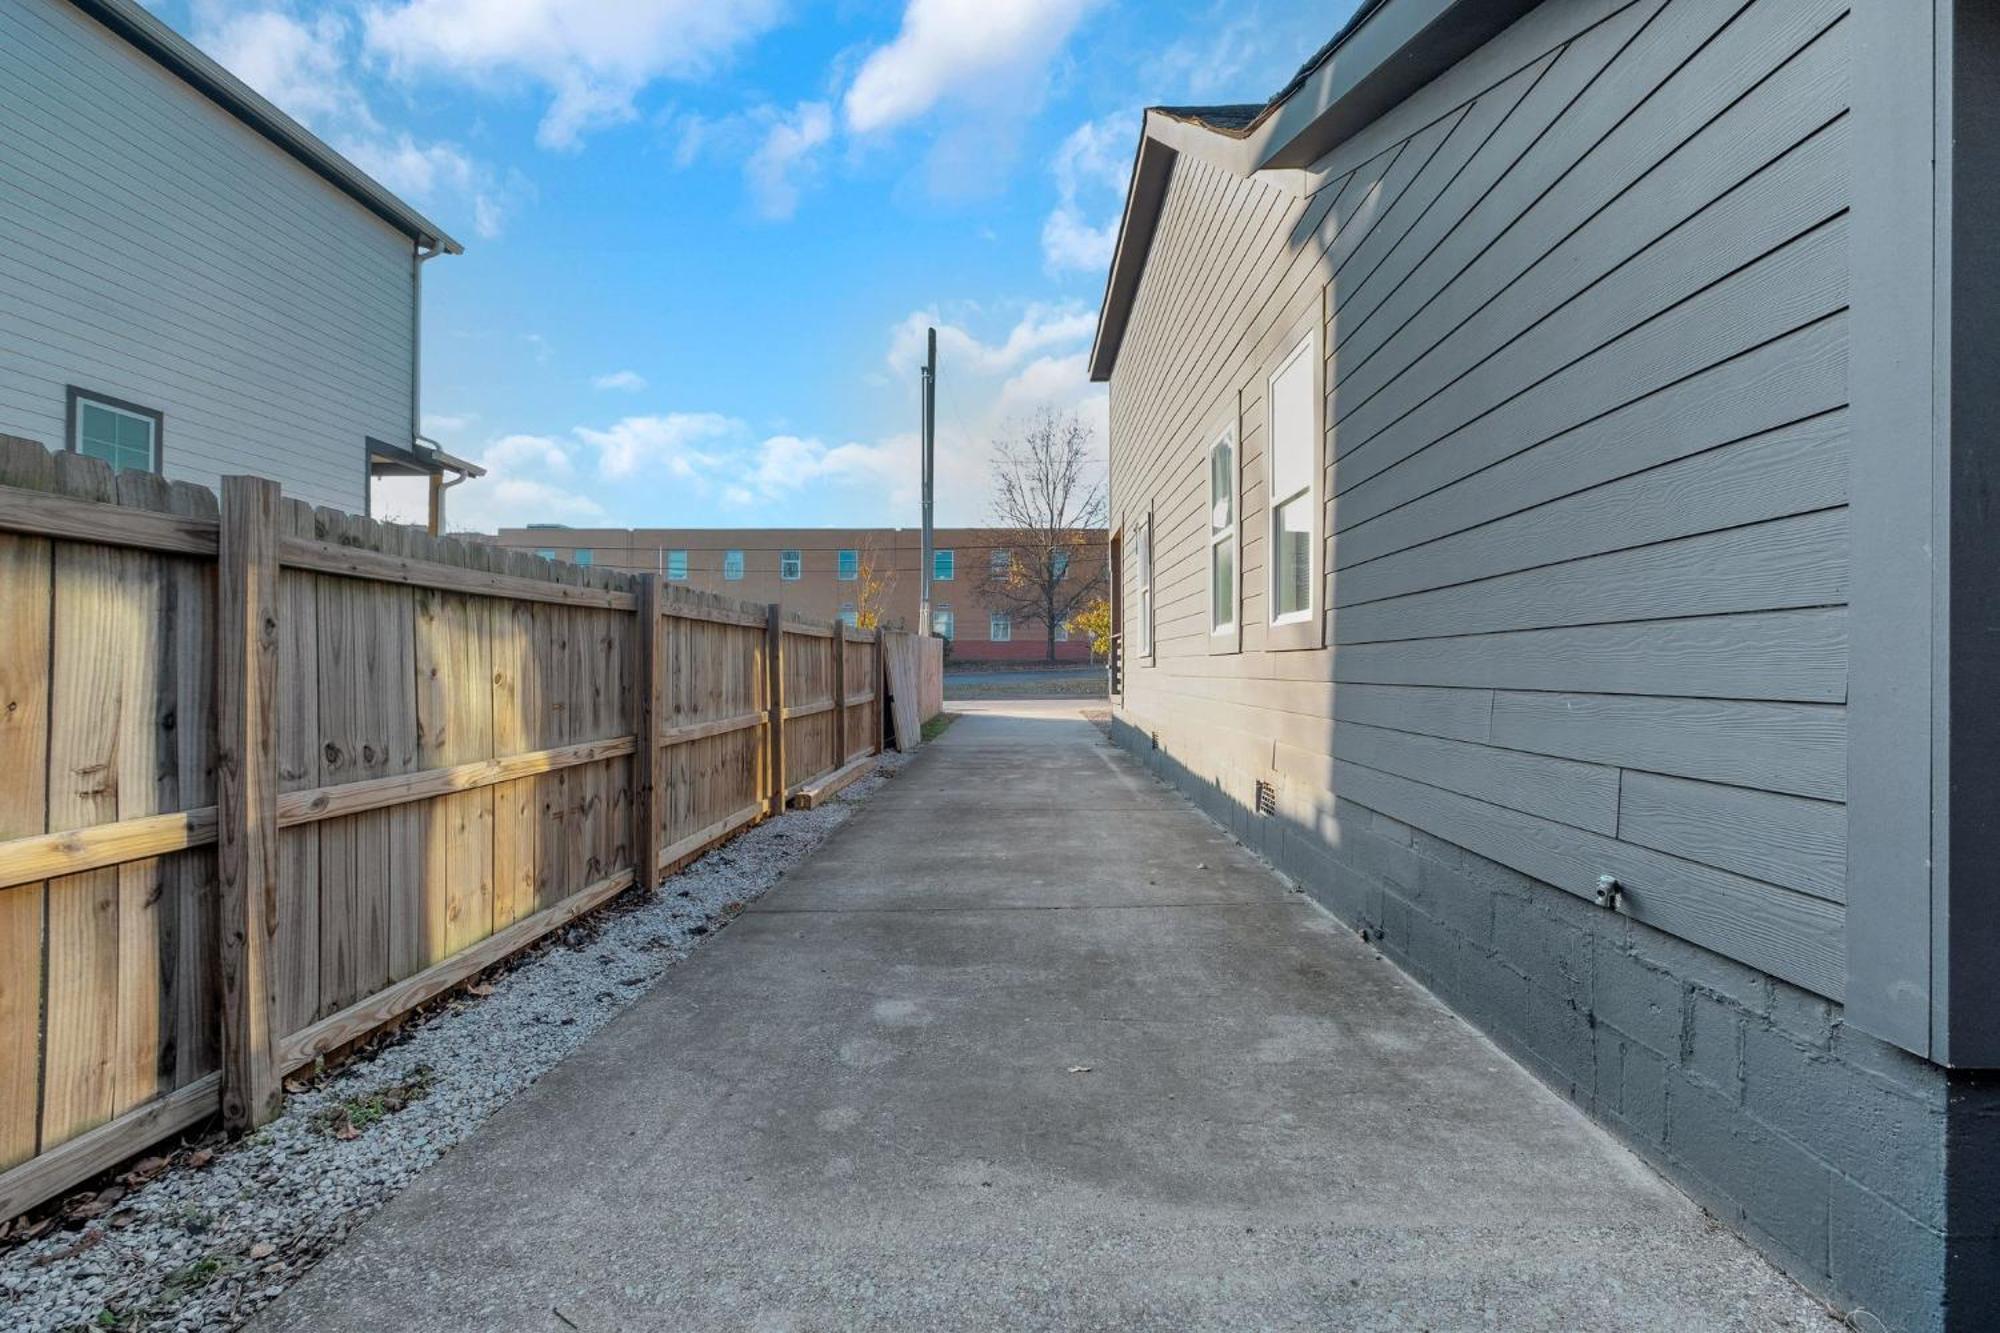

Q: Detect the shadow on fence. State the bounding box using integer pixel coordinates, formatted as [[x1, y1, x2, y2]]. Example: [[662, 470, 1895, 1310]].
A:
[[0, 432, 905, 1220]]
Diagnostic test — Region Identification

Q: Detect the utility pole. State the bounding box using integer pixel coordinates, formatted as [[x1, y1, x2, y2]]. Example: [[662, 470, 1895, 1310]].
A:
[[919, 325, 936, 637]]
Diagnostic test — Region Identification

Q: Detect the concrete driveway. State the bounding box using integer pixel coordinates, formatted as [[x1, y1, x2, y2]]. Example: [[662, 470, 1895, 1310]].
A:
[[256, 700, 1837, 1331]]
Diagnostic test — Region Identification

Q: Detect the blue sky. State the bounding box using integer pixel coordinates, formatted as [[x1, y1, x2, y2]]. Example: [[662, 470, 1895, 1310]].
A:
[[158, 0, 1351, 530]]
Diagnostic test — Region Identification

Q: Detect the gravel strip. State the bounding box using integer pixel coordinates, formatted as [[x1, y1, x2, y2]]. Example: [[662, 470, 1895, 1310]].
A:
[[1, 752, 913, 1333]]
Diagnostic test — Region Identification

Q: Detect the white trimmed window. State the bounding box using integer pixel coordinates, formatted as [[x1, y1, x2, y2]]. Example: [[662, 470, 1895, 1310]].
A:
[[840, 603, 859, 627], [1268, 331, 1318, 626], [1052, 550, 1069, 579], [932, 605, 954, 638], [1209, 424, 1238, 635], [71, 391, 159, 473], [664, 549, 688, 580], [933, 549, 955, 581], [573, 549, 594, 567], [989, 613, 1011, 642], [838, 548, 859, 581], [1134, 510, 1153, 659], [723, 549, 745, 580], [780, 549, 802, 580], [989, 549, 1011, 577], [1055, 621, 1069, 642]]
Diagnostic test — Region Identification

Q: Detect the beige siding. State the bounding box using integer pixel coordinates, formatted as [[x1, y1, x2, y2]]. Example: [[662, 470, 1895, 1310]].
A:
[[1110, 0, 1849, 998]]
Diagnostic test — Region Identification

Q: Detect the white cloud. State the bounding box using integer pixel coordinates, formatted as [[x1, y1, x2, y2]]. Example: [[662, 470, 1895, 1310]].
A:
[[576, 412, 739, 479], [886, 304, 1097, 377], [448, 472, 609, 532], [192, 5, 522, 238], [751, 433, 908, 497], [592, 370, 647, 392], [745, 102, 833, 220], [199, 8, 369, 127], [997, 351, 1109, 446], [1041, 113, 1132, 274], [481, 432, 575, 474], [876, 307, 1105, 524], [1040, 208, 1117, 275], [362, 0, 785, 149], [843, 0, 1100, 135]]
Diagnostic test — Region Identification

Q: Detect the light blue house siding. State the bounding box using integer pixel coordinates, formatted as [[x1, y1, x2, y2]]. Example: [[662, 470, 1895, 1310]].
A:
[[0, 0, 419, 511]]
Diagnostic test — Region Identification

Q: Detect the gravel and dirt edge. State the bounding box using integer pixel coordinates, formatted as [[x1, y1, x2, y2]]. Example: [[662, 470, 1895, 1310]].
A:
[[1, 751, 913, 1333]]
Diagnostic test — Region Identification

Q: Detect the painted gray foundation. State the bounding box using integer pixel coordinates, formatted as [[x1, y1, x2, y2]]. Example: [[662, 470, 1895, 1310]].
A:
[[1112, 716, 2000, 1333]]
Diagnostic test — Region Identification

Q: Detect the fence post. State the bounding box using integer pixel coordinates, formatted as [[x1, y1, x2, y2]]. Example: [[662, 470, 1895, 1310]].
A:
[[217, 475, 281, 1131], [833, 617, 847, 768], [875, 630, 886, 754], [766, 603, 786, 815], [634, 574, 664, 888]]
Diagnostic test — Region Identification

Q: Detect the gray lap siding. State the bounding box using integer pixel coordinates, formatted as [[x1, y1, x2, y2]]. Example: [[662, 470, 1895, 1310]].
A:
[[1111, 0, 1851, 999]]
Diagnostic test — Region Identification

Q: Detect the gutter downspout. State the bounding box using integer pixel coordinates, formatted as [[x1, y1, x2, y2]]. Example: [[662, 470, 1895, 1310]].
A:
[[413, 240, 444, 531], [413, 240, 443, 449]]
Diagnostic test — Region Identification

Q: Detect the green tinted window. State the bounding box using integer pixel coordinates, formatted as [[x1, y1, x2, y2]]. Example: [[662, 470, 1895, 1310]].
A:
[[75, 398, 156, 472]]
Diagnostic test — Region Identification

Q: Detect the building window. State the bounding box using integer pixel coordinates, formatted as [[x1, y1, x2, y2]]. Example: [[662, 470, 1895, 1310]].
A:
[[1134, 510, 1153, 659], [534, 548, 559, 561], [933, 549, 955, 581], [1209, 424, 1238, 635], [840, 602, 859, 628], [989, 549, 1011, 578], [69, 389, 160, 473], [1055, 621, 1069, 643], [1268, 330, 1317, 626], [664, 549, 689, 580], [838, 548, 859, 581], [573, 549, 594, 567], [989, 613, 1011, 642], [724, 549, 745, 580], [932, 606, 954, 639], [781, 549, 802, 580], [1052, 550, 1069, 579]]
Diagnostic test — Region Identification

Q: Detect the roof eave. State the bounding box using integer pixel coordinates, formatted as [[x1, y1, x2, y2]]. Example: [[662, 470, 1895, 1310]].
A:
[[1237, 0, 1540, 172], [1087, 124, 1178, 383], [70, 0, 463, 254], [1088, 0, 1543, 382]]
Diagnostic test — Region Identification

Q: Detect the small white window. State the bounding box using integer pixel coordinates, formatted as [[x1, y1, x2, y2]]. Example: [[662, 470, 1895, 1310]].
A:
[[1055, 621, 1069, 643], [840, 602, 859, 628], [723, 549, 745, 580], [664, 549, 689, 581], [989, 613, 1011, 642], [71, 390, 159, 473], [781, 549, 802, 581], [932, 606, 954, 639], [1133, 510, 1153, 659], [989, 549, 1011, 577], [1268, 331, 1318, 626], [838, 549, 859, 581], [1209, 424, 1238, 635], [933, 549, 955, 581]]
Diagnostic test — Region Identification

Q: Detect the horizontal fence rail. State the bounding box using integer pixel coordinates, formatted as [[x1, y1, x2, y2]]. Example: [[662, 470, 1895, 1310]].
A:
[[0, 433, 897, 1221]]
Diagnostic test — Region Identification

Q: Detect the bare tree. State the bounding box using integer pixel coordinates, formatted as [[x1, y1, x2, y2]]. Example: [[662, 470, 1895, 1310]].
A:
[[978, 408, 1108, 663]]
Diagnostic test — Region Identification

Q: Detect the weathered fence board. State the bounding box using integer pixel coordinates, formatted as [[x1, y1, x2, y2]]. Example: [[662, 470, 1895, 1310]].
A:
[[0, 433, 896, 1219]]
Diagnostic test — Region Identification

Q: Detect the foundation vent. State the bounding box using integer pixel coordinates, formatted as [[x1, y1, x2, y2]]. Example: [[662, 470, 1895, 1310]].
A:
[[1255, 780, 1276, 817]]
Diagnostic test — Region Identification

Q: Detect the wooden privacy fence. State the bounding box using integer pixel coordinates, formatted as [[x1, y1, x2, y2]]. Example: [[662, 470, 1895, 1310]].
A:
[[0, 435, 885, 1220]]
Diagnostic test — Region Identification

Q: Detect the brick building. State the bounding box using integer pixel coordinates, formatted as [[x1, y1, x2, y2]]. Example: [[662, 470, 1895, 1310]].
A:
[[490, 525, 1103, 663]]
